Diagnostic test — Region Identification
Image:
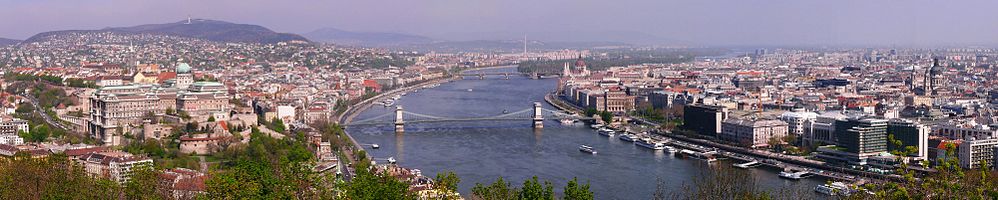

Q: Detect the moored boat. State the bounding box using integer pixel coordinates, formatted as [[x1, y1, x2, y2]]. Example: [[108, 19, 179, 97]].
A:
[[680, 149, 718, 162], [597, 128, 616, 137], [618, 134, 637, 142], [779, 170, 813, 180], [579, 145, 597, 154], [814, 182, 852, 196], [635, 138, 665, 150]]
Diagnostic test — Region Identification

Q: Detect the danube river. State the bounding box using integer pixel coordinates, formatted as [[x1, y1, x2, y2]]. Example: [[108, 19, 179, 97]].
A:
[[347, 67, 824, 199]]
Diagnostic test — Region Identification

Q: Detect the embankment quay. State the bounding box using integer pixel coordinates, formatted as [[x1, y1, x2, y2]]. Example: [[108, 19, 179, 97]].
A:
[[545, 91, 902, 184]]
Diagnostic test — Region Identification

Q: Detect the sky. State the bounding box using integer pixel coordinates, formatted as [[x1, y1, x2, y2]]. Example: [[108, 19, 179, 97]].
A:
[[3, 0, 998, 46]]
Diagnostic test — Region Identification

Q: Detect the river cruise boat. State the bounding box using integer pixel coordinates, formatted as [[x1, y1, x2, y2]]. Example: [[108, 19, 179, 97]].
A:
[[814, 182, 852, 196], [733, 160, 762, 169], [387, 157, 397, 164], [635, 138, 666, 150], [589, 124, 603, 129], [664, 146, 678, 153], [618, 134, 637, 142], [597, 128, 616, 137], [680, 149, 718, 162], [579, 145, 597, 154], [778, 169, 813, 180], [371, 144, 380, 149]]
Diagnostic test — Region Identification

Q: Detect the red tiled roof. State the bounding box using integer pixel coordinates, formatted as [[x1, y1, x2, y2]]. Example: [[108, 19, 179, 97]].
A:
[[65, 146, 107, 156]]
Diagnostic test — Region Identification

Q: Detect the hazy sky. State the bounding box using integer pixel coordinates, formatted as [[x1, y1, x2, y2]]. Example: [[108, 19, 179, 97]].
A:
[[3, 0, 998, 46]]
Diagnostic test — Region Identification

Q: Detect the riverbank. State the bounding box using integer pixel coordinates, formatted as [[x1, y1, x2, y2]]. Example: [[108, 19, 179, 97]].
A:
[[543, 92, 893, 185]]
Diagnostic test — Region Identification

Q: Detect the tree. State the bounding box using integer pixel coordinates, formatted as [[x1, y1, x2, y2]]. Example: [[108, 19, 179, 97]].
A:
[[563, 177, 593, 200], [270, 117, 286, 133], [124, 166, 165, 200], [519, 176, 554, 200], [23, 124, 50, 142], [343, 168, 415, 200], [599, 111, 613, 123], [434, 171, 461, 199], [0, 153, 123, 199], [472, 176, 519, 200], [15, 103, 33, 113], [207, 115, 216, 122]]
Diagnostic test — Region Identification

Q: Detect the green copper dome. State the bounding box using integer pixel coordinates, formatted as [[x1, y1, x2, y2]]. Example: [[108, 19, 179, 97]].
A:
[[177, 63, 192, 74]]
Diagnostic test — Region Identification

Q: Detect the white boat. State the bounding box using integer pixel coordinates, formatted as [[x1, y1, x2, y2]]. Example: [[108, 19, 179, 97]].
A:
[[371, 144, 380, 149], [597, 128, 616, 137], [778, 170, 813, 180], [635, 139, 665, 150], [579, 145, 597, 154], [383, 100, 394, 107], [467, 89, 473, 92], [680, 149, 718, 162], [589, 124, 603, 129], [814, 182, 851, 196], [733, 161, 762, 169], [560, 119, 576, 125], [664, 146, 678, 153], [387, 157, 397, 164], [400, 92, 407, 96], [618, 134, 637, 142]]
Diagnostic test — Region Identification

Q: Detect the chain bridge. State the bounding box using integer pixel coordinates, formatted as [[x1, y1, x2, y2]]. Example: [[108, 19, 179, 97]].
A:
[[345, 102, 591, 133]]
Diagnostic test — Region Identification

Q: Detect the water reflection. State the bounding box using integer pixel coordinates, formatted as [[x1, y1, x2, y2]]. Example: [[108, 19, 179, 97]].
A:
[[395, 133, 404, 161]]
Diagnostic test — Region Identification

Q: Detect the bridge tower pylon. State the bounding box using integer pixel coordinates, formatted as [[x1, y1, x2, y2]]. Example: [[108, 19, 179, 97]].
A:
[[533, 102, 543, 129], [395, 106, 404, 134]]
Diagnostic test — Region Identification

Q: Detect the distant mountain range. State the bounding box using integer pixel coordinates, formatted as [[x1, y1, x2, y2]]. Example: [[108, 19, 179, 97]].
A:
[[24, 19, 309, 44], [399, 40, 630, 52], [303, 28, 634, 52], [0, 38, 20, 46], [303, 28, 434, 47]]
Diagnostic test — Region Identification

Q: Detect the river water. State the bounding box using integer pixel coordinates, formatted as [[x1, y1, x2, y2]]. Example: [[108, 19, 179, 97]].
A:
[[347, 67, 824, 199]]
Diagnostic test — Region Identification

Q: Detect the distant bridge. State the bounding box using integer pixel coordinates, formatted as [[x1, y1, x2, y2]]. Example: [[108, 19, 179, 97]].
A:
[[345, 102, 591, 133]]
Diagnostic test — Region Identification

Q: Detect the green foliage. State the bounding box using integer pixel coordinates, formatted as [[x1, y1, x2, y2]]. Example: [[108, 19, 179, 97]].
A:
[[202, 129, 334, 199], [269, 117, 286, 133], [599, 111, 613, 123], [14, 103, 33, 113], [472, 177, 519, 200], [343, 168, 416, 200], [65, 78, 98, 88], [519, 176, 555, 200], [435, 171, 460, 192], [582, 108, 614, 123], [4, 73, 64, 85], [563, 177, 594, 200], [21, 124, 50, 142], [472, 176, 592, 200], [0, 153, 130, 199], [124, 166, 165, 200]]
